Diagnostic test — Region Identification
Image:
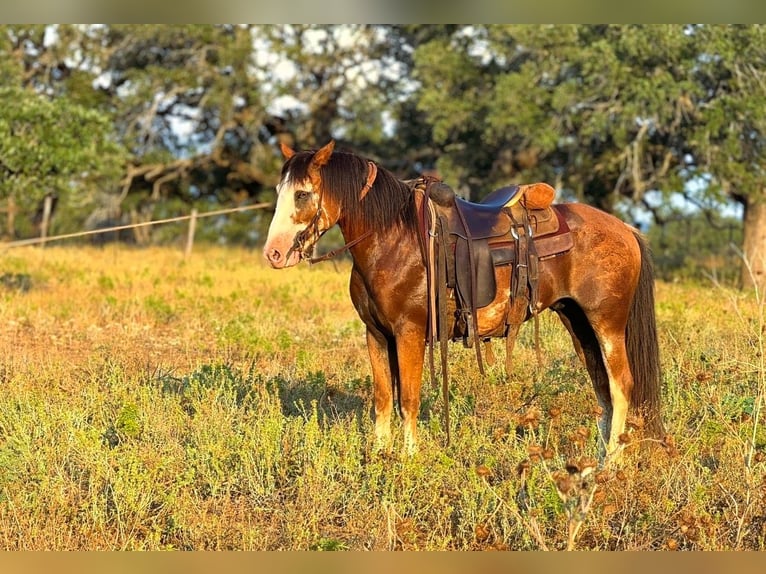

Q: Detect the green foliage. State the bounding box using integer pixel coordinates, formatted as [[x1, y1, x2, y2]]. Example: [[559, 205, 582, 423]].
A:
[[646, 212, 744, 284], [116, 403, 143, 439], [410, 24, 766, 216], [0, 24, 284, 241], [0, 86, 127, 232], [143, 294, 176, 324]]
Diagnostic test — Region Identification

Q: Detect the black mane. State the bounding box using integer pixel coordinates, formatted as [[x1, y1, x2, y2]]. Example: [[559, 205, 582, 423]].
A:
[[281, 149, 417, 235]]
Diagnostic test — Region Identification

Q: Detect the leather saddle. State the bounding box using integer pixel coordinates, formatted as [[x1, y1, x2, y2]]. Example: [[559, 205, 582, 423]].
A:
[[422, 179, 573, 311]]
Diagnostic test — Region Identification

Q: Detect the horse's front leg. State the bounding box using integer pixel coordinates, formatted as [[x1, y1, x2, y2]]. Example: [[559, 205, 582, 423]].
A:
[[395, 324, 426, 456], [366, 328, 397, 453]]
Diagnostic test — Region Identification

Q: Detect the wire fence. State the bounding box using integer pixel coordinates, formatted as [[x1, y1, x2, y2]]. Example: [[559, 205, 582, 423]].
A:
[[0, 202, 273, 255]]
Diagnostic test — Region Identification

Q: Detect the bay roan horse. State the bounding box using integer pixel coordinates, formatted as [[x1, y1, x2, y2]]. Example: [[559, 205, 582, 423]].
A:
[[263, 141, 663, 457]]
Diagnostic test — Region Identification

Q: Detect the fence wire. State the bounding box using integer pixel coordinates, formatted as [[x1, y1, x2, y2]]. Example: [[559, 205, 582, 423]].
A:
[[1, 202, 272, 250]]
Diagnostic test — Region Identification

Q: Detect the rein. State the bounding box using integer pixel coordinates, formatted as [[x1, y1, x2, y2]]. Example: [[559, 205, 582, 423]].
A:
[[416, 181, 452, 448], [307, 230, 373, 263]]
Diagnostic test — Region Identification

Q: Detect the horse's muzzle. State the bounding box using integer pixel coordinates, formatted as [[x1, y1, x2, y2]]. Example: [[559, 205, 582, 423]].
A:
[[263, 237, 301, 268]]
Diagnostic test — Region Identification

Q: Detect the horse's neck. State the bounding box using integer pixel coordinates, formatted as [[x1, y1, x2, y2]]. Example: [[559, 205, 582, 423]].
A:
[[339, 218, 419, 277]]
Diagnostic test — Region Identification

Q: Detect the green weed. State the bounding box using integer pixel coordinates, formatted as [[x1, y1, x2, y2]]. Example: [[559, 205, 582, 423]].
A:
[[0, 245, 764, 550]]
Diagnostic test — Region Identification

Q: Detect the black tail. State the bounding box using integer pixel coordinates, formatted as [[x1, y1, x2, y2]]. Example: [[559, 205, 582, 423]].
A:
[[626, 232, 664, 437]]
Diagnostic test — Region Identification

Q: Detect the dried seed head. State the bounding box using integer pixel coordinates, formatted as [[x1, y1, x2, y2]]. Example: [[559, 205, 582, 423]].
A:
[[474, 523, 490, 543], [475, 464, 491, 478], [626, 415, 644, 430], [519, 406, 542, 428], [666, 538, 679, 551], [616, 470, 627, 481], [592, 405, 604, 417], [516, 459, 531, 476], [684, 526, 700, 541], [553, 470, 574, 495], [578, 457, 599, 473], [527, 445, 543, 463], [595, 470, 612, 484], [565, 459, 581, 474], [618, 432, 632, 445], [542, 448, 555, 460], [548, 406, 562, 419], [593, 490, 606, 504], [679, 512, 696, 526]]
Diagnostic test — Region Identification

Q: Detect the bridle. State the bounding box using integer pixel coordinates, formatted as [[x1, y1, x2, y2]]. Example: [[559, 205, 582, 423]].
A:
[[285, 160, 378, 264]]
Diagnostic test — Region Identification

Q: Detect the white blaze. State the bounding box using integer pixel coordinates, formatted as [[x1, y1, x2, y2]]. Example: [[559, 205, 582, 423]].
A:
[[263, 173, 313, 268]]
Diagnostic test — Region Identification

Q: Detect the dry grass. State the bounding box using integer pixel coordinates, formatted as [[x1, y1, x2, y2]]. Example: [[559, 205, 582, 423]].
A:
[[0, 244, 764, 550]]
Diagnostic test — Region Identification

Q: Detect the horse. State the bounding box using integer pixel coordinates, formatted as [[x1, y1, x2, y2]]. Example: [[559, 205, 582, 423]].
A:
[[263, 140, 663, 457]]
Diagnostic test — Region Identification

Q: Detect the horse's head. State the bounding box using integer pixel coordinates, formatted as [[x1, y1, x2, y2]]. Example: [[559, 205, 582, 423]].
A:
[[264, 140, 378, 268], [263, 141, 340, 268]]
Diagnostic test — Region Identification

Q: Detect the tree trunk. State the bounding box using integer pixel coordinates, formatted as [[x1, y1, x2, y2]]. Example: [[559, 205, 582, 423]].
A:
[[741, 196, 766, 292]]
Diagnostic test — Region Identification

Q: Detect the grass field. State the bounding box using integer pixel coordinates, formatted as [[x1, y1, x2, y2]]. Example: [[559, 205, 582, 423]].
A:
[[0, 244, 764, 550]]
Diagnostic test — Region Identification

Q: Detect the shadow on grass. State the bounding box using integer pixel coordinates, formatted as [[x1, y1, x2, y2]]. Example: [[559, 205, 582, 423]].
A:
[[270, 369, 370, 426], [154, 363, 370, 429]]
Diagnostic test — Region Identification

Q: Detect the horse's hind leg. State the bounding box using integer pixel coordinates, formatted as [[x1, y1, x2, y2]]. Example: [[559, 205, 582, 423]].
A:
[[554, 301, 617, 455], [592, 327, 633, 457], [577, 311, 635, 457]]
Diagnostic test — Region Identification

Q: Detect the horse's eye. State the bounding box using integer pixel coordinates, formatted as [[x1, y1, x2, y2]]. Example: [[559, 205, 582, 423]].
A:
[[294, 190, 312, 203]]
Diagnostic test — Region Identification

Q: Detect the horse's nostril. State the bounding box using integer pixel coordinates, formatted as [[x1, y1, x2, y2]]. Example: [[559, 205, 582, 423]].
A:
[[267, 248, 282, 264]]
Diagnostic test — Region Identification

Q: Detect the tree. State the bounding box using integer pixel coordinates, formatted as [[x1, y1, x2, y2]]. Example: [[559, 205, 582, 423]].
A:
[[412, 25, 765, 290], [1, 25, 445, 244], [413, 25, 699, 204], [688, 25, 766, 290], [1, 24, 287, 242], [0, 86, 127, 236]]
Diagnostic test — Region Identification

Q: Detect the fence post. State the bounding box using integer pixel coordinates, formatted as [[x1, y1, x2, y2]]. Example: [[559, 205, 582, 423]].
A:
[[185, 208, 198, 258], [39, 195, 53, 248], [5, 197, 16, 239]]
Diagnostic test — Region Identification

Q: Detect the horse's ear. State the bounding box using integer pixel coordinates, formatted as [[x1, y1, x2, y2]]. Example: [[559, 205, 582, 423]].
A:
[[280, 142, 295, 160], [311, 140, 335, 168]]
